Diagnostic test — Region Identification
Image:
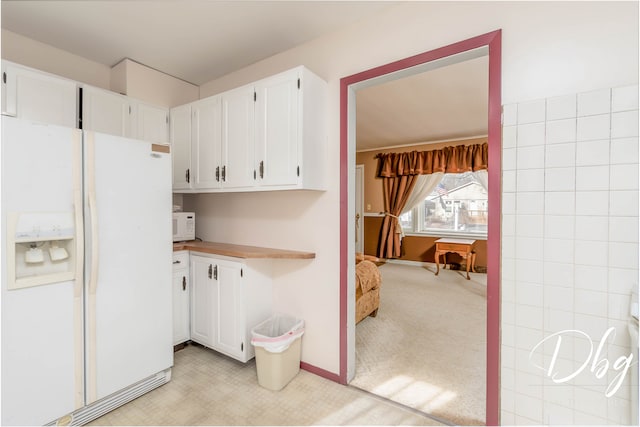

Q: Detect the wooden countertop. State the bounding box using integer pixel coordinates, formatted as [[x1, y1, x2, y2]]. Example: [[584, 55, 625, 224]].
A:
[[173, 241, 315, 260]]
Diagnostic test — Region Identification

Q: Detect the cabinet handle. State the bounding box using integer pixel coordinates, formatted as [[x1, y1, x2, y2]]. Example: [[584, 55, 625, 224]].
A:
[[182, 276, 186, 291], [208, 264, 212, 279], [216, 166, 220, 182], [173, 260, 181, 264], [213, 265, 218, 280], [222, 166, 226, 182], [186, 168, 190, 183], [259, 161, 264, 179], [2, 72, 6, 84], [241, 342, 244, 352]]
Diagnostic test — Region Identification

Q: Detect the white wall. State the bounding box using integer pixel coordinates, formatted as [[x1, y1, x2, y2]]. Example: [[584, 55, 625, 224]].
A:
[[194, 1, 638, 424], [1, 29, 111, 89], [1, 31, 199, 108], [112, 59, 199, 108]]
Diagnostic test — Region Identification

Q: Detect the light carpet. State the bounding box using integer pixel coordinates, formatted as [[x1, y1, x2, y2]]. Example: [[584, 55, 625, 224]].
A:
[[89, 343, 445, 426], [350, 262, 487, 426]]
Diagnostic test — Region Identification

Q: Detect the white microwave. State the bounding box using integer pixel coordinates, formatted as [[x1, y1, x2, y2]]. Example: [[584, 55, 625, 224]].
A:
[[173, 212, 195, 242]]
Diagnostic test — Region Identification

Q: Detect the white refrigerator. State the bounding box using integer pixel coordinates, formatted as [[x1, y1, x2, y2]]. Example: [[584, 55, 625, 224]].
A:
[[1, 116, 173, 425]]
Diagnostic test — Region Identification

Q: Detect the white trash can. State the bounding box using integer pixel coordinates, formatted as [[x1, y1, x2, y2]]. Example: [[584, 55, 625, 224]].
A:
[[250, 314, 304, 391]]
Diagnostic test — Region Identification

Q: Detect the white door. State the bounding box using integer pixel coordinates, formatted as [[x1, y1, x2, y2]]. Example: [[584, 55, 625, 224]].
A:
[[82, 86, 131, 137], [2, 62, 77, 128], [192, 97, 222, 189], [136, 101, 169, 144], [172, 269, 190, 345], [84, 131, 173, 403], [355, 165, 364, 254], [170, 104, 192, 190], [190, 255, 216, 347], [221, 85, 255, 189], [254, 69, 299, 187], [1, 117, 83, 425], [215, 259, 244, 359]]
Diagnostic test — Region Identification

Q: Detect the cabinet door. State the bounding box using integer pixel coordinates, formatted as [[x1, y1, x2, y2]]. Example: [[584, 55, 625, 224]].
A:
[[221, 85, 254, 189], [82, 86, 132, 137], [254, 69, 299, 187], [170, 104, 193, 190], [172, 270, 190, 345], [136, 101, 169, 144], [215, 259, 245, 360], [190, 255, 216, 347], [2, 62, 77, 128], [192, 97, 222, 189]]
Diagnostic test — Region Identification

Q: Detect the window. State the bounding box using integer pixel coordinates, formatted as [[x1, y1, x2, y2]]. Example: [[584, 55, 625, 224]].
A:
[[400, 171, 488, 237]]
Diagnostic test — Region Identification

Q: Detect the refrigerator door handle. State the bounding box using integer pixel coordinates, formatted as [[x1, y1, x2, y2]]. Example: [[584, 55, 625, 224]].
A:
[[88, 191, 99, 295], [86, 132, 99, 296]]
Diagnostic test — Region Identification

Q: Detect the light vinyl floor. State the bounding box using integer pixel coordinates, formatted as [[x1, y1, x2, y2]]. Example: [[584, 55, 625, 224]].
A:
[[89, 343, 445, 426]]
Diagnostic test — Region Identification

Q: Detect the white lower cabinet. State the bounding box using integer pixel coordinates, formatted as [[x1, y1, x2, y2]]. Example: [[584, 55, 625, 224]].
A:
[[172, 251, 190, 345], [189, 253, 272, 362]]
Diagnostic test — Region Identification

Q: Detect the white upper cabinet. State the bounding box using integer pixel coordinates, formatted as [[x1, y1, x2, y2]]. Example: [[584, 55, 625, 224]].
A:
[[191, 96, 223, 189], [221, 84, 255, 189], [254, 69, 299, 188], [170, 103, 193, 190], [83, 85, 169, 143], [171, 66, 327, 193], [1, 60, 77, 128], [171, 86, 255, 192], [82, 86, 132, 137], [135, 101, 169, 144], [254, 66, 327, 191]]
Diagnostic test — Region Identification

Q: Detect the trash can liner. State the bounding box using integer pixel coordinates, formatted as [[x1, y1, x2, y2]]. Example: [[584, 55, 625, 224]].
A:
[[251, 314, 305, 353]]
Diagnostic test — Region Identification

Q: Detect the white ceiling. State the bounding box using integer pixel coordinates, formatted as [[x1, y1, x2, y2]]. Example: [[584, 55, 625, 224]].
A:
[[1, 0, 394, 85], [355, 55, 488, 151], [1, 0, 488, 150]]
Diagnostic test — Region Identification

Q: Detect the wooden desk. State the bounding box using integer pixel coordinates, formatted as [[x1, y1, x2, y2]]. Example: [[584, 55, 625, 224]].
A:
[[435, 238, 476, 280]]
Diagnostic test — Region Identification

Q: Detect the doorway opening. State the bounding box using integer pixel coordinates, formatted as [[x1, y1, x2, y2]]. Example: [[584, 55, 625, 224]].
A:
[[339, 30, 502, 426]]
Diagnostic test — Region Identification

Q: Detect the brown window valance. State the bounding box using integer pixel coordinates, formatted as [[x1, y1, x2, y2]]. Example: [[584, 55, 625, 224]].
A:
[[376, 143, 488, 177]]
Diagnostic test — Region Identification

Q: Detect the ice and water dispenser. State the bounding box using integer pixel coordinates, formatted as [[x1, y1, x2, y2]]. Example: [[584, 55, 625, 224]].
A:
[[7, 211, 77, 290]]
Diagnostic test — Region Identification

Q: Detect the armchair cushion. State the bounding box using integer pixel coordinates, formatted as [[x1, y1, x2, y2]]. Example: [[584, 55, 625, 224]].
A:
[[355, 260, 381, 324]]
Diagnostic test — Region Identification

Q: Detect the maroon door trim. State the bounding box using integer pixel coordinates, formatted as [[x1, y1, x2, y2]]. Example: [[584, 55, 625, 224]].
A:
[[339, 30, 502, 425]]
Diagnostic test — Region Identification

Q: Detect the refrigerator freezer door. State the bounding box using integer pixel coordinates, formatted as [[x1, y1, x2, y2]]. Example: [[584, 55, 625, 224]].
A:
[[1, 117, 84, 425], [84, 131, 173, 403]]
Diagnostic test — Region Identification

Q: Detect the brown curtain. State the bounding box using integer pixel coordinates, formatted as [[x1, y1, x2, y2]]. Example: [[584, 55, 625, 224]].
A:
[[377, 175, 418, 259], [375, 143, 488, 258], [376, 143, 488, 177]]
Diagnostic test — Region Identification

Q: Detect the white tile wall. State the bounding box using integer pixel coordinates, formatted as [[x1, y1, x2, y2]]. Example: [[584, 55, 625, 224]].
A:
[[501, 84, 638, 425]]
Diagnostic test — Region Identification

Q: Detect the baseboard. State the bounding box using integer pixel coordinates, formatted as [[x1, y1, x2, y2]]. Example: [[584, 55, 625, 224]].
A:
[[300, 362, 342, 384], [386, 259, 432, 268], [386, 258, 487, 273]]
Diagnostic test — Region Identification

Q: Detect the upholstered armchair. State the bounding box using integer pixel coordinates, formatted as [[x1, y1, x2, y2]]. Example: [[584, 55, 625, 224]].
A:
[[355, 254, 382, 324]]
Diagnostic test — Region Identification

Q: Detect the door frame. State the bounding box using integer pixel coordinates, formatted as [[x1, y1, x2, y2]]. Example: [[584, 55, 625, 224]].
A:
[[339, 30, 502, 425], [355, 164, 364, 253]]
